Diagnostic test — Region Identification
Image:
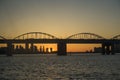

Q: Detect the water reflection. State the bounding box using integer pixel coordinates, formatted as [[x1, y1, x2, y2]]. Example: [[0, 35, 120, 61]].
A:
[[0, 54, 120, 80]]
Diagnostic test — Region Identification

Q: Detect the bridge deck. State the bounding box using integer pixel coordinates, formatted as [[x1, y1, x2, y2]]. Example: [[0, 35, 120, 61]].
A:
[[0, 39, 119, 44]]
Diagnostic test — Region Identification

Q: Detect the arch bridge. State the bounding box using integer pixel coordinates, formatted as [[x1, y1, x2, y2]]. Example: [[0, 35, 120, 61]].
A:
[[112, 34, 120, 40], [0, 32, 120, 56], [14, 32, 58, 39], [0, 35, 6, 40], [67, 33, 105, 39]]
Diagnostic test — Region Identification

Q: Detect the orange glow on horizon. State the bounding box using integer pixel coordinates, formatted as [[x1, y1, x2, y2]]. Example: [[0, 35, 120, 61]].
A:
[[67, 44, 101, 52], [10, 44, 101, 52]]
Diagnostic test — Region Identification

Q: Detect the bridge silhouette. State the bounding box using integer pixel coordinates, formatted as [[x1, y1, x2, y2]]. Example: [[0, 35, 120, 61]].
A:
[[0, 32, 120, 56]]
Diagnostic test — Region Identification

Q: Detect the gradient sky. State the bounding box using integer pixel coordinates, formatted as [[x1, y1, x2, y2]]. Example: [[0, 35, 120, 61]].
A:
[[0, 0, 120, 52], [0, 0, 120, 39]]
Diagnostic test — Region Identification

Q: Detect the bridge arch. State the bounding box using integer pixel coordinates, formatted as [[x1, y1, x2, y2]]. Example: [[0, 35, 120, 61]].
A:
[[0, 35, 6, 39], [67, 32, 105, 39], [14, 32, 58, 39], [112, 34, 120, 39]]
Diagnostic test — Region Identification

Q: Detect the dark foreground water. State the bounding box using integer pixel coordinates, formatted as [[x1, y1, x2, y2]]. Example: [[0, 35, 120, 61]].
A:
[[0, 53, 120, 80]]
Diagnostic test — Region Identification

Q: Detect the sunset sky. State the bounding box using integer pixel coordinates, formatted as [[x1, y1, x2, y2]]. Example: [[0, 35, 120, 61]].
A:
[[0, 0, 120, 52]]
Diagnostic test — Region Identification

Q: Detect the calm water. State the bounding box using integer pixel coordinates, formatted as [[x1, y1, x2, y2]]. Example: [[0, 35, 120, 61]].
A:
[[0, 53, 120, 80]]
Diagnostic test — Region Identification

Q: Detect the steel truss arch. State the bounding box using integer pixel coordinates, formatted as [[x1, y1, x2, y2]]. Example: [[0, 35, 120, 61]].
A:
[[14, 32, 58, 39], [0, 35, 6, 39], [67, 32, 105, 39], [112, 34, 120, 39]]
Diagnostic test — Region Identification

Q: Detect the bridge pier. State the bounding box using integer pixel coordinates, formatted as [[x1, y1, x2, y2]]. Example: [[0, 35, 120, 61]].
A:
[[102, 43, 115, 55], [30, 43, 34, 53], [57, 42, 67, 55], [111, 44, 115, 55], [106, 45, 110, 55], [7, 42, 13, 56], [25, 43, 29, 53], [102, 44, 105, 55]]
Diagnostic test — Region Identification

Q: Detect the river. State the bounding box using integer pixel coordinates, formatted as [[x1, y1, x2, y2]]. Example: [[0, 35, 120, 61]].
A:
[[0, 53, 120, 80]]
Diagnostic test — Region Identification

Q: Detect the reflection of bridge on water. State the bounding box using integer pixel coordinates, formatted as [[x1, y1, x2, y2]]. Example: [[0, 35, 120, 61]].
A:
[[0, 32, 120, 56]]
